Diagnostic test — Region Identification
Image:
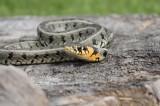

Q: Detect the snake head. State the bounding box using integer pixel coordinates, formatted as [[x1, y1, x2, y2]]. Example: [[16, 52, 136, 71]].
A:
[[64, 45, 108, 62]]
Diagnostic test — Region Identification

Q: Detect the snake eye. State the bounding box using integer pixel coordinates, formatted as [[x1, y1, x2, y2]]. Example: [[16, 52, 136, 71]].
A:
[[103, 50, 108, 57]]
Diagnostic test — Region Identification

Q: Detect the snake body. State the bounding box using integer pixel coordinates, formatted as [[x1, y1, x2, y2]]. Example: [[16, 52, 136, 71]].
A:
[[0, 19, 113, 65]]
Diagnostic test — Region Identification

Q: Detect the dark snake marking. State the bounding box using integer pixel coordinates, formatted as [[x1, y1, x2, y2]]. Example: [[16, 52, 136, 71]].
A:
[[92, 39, 97, 45], [61, 36, 66, 43], [8, 52, 13, 59], [77, 46, 82, 54], [90, 47, 99, 57], [22, 53, 27, 59], [71, 34, 74, 41], [49, 36, 54, 44], [83, 46, 89, 53]]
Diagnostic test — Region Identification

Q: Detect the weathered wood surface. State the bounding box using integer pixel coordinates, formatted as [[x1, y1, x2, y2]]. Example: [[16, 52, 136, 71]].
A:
[[0, 15, 160, 106]]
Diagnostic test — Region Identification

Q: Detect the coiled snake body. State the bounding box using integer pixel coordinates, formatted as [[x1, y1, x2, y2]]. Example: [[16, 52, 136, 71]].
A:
[[0, 19, 113, 65]]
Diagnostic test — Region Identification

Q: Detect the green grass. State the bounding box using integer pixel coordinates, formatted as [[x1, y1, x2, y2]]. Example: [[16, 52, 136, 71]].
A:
[[0, 0, 159, 17]]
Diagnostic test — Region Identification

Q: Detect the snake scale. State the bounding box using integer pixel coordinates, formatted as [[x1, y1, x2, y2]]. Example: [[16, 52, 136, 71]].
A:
[[0, 19, 114, 65]]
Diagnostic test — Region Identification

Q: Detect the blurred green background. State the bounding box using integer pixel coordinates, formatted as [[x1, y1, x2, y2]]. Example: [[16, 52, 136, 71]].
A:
[[0, 0, 159, 17]]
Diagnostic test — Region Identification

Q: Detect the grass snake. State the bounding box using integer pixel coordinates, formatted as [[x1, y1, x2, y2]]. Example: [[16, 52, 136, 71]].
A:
[[0, 19, 114, 65]]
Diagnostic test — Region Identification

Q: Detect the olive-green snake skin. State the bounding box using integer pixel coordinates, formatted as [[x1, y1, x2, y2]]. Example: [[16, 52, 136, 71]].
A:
[[0, 19, 114, 65]]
